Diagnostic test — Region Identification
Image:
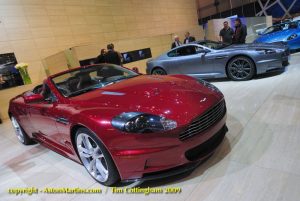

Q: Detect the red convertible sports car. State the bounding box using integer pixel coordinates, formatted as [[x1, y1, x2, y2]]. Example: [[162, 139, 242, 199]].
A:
[[9, 64, 227, 186]]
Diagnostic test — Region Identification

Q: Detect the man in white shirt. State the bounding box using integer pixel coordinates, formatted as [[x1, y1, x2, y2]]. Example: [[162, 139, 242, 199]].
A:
[[171, 35, 182, 49]]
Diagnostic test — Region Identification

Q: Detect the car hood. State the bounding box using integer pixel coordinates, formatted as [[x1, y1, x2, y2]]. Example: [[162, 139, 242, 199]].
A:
[[69, 75, 224, 126], [254, 29, 298, 43]]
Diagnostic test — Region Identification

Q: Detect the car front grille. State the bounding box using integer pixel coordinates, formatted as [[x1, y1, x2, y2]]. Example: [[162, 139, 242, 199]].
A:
[[179, 100, 226, 141]]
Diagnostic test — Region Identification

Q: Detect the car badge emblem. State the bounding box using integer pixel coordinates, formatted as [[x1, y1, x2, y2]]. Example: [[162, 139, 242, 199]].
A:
[[200, 97, 207, 103]]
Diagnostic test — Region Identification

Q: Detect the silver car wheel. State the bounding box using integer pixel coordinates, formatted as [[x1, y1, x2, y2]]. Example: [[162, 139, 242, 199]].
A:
[[152, 68, 167, 75], [228, 58, 253, 80], [76, 133, 109, 182], [11, 116, 25, 143]]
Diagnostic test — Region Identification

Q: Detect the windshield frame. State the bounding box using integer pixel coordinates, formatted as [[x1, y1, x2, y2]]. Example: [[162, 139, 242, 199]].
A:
[[50, 64, 139, 98], [197, 40, 230, 50]]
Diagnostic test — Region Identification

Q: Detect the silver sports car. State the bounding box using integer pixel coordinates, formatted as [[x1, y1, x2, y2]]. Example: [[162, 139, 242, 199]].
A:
[[146, 40, 290, 81]]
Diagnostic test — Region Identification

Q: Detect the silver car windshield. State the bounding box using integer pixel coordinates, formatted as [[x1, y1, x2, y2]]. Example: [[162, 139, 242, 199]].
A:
[[51, 64, 138, 97], [198, 41, 229, 50], [263, 21, 299, 35]]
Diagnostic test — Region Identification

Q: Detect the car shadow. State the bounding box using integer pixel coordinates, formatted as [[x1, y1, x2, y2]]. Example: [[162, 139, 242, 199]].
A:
[[204, 68, 286, 83], [290, 49, 300, 54]]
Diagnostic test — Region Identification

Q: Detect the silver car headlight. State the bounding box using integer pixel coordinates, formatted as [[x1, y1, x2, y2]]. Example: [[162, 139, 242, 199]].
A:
[[112, 112, 177, 133], [287, 34, 298, 41], [197, 79, 221, 94]]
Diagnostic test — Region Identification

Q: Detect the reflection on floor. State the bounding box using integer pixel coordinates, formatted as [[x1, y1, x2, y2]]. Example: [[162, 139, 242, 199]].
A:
[[1, 53, 300, 201]]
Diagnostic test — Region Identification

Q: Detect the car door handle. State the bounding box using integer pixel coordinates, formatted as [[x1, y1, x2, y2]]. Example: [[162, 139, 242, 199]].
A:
[[55, 117, 69, 125]]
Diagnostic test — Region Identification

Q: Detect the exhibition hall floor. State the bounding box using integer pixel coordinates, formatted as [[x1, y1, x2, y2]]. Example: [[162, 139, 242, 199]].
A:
[[1, 53, 300, 201]]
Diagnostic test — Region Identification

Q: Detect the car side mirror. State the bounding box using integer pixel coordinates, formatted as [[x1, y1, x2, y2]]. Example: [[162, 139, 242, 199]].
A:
[[23, 93, 44, 103], [257, 30, 263, 35]]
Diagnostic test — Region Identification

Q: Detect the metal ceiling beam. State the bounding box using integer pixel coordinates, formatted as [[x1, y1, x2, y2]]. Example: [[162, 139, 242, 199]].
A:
[[256, 0, 298, 19]]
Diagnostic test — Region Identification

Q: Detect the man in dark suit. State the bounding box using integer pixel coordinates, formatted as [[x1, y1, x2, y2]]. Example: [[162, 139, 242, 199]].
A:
[[104, 44, 122, 65], [184, 32, 196, 44], [171, 35, 182, 49], [232, 18, 247, 44]]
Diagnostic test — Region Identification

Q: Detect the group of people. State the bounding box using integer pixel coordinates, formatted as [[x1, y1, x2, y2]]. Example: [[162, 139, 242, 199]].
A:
[[219, 18, 247, 44], [171, 18, 247, 49], [171, 32, 196, 49], [95, 43, 123, 65]]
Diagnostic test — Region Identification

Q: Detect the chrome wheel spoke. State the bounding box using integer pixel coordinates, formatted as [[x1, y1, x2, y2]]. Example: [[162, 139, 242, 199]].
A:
[[88, 159, 96, 174], [82, 135, 93, 150], [233, 63, 238, 67], [78, 146, 92, 158], [96, 159, 108, 179], [243, 71, 250, 76]]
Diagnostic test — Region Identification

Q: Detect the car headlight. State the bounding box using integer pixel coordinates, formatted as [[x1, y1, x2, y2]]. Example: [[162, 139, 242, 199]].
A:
[[287, 34, 298, 40], [112, 112, 177, 133], [197, 79, 221, 94], [256, 49, 276, 54]]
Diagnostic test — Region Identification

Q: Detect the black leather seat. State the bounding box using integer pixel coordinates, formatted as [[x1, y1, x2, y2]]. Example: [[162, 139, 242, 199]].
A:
[[66, 77, 80, 93], [76, 73, 96, 90]]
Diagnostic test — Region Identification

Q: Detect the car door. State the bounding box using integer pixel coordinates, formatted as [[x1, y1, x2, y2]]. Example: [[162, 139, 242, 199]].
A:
[[19, 84, 44, 136], [28, 84, 61, 146], [167, 45, 211, 75]]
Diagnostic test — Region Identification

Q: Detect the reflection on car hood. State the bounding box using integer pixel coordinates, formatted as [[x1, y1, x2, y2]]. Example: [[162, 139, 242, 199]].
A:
[[223, 42, 287, 50], [69, 75, 224, 125], [254, 29, 299, 43]]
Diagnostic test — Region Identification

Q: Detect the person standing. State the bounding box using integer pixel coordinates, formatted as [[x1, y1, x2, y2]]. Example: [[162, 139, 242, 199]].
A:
[[95, 49, 107, 64], [171, 35, 182, 49], [109, 43, 123, 65], [183, 32, 196, 44], [104, 44, 122, 65], [232, 18, 247, 44], [219, 21, 234, 44]]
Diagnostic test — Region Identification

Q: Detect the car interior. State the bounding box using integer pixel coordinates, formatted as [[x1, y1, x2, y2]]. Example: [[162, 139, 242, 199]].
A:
[[51, 66, 129, 97]]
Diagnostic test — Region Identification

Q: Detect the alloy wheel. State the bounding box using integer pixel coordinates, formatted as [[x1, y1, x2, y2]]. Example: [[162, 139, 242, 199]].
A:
[[76, 133, 109, 182], [152, 68, 167, 75], [11, 117, 25, 143], [228, 58, 253, 80]]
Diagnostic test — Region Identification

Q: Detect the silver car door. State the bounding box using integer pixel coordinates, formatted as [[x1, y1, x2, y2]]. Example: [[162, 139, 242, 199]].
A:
[[162, 49, 185, 74], [175, 45, 210, 75]]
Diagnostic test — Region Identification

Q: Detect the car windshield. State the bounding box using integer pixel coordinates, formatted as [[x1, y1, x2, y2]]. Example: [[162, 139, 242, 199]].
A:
[[51, 64, 139, 97], [262, 21, 299, 35], [197, 41, 229, 50]]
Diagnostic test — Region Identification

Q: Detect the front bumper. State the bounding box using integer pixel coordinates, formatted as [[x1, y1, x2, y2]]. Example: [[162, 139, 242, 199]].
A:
[[112, 113, 227, 181], [131, 125, 228, 182]]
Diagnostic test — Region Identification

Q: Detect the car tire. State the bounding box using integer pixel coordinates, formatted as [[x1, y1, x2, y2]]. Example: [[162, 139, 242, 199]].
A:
[[11, 116, 34, 145], [227, 56, 256, 81], [152, 67, 167, 75], [75, 128, 120, 186]]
